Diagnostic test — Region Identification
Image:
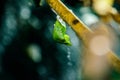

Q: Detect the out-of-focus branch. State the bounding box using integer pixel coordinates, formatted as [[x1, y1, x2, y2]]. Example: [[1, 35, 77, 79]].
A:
[[92, 0, 114, 16], [107, 51, 120, 72], [92, 0, 120, 24], [110, 8, 120, 24]]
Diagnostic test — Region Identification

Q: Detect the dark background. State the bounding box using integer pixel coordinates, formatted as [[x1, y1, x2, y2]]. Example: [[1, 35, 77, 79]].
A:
[[0, 0, 120, 80]]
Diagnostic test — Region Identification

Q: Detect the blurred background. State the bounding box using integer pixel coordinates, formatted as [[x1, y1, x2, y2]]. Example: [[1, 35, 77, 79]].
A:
[[0, 0, 120, 80]]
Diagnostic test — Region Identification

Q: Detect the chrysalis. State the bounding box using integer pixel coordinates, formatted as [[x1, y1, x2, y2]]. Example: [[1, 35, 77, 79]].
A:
[[53, 16, 72, 46]]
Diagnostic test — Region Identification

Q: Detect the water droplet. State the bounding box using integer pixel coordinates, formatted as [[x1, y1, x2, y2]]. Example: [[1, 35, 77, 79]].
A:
[[67, 47, 72, 66]]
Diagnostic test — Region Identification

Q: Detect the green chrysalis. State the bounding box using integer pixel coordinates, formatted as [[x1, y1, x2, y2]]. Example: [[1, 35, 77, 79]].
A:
[[53, 18, 72, 46]]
